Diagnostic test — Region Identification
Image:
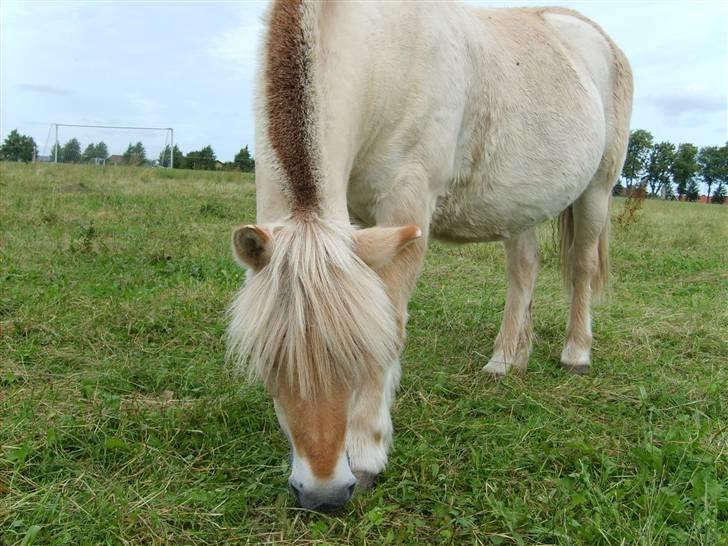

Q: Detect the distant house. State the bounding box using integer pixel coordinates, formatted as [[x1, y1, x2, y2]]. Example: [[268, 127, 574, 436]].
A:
[[36, 155, 53, 163], [107, 155, 123, 165], [698, 195, 728, 205], [676, 195, 728, 205], [214, 160, 224, 170]]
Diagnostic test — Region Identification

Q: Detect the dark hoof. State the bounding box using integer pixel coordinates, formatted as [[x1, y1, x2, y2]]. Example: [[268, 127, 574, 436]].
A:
[[353, 471, 378, 490], [561, 362, 591, 375]]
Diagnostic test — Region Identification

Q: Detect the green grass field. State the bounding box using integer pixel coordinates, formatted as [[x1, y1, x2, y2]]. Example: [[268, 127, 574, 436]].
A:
[[1, 163, 726, 545]]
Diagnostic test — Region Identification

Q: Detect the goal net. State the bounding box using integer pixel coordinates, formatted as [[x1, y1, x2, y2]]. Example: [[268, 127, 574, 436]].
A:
[[41, 123, 174, 167]]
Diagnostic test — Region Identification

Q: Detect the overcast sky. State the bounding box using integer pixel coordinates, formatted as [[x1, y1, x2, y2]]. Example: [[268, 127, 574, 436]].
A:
[[1, 1, 726, 161]]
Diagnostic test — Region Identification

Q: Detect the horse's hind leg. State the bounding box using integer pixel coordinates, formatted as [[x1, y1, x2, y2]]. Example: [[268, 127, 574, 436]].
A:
[[483, 228, 539, 377], [560, 185, 611, 373]]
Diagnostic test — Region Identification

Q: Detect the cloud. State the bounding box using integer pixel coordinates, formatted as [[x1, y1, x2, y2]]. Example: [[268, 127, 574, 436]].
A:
[[18, 83, 71, 96], [127, 94, 158, 119], [646, 88, 726, 117], [205, 4, 266, 74]]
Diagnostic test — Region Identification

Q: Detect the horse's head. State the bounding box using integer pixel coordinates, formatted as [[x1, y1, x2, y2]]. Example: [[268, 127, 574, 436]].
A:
[[227, 218, 420, 510]]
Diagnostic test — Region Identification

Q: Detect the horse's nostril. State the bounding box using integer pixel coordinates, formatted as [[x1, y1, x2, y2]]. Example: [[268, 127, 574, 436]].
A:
[[346, 482, 356, 498]]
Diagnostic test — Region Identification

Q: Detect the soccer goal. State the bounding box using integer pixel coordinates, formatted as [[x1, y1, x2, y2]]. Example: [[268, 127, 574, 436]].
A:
[[42, 123, 175, 167]]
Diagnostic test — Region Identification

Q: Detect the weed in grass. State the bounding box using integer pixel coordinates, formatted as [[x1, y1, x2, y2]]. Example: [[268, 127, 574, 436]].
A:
[[69, 221, 97, 254], [199, 201, 229, 219], [39, 210, 59, 225], [617, 186, 647, 229]]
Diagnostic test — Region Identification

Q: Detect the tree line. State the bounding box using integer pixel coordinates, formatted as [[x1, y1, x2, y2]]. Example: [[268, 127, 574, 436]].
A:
[[2, 128, 725, 197], [157, 144, 254, 172], [48, 139, 109, 164], [620, 130, 727, 204], [0, 129, 255, 172]]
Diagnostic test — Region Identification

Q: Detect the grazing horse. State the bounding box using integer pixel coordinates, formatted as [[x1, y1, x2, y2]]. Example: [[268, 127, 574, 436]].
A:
[[228, 0, 632, 510]]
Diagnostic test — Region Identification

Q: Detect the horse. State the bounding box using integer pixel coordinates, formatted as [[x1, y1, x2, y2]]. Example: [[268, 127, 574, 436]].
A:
[[227, 0, 633, 511]]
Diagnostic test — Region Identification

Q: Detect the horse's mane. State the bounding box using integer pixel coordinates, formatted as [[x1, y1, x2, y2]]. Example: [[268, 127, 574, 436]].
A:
[[227, 217, 398, 399]]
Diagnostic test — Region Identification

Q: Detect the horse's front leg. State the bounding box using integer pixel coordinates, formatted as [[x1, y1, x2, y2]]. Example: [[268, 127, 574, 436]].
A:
[[346, 364, 400, 489], [346, 177, 428, 486], [483, 228, 539, 377]]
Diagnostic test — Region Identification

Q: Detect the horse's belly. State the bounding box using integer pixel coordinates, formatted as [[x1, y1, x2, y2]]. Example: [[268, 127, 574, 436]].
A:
[[431, 104, 606, 242], [430, 173, 586, 242]]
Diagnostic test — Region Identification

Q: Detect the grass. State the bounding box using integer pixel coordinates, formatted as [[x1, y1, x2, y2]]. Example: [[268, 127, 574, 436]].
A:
[[1, 162, 726, 545]]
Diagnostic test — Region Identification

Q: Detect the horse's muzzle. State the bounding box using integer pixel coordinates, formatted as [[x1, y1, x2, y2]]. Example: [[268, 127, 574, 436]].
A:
[[289, 479, 356, 511]]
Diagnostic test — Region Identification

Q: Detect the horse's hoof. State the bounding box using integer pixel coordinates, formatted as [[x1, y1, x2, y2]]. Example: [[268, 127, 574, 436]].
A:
[[482, 360, 508, 378], [483, 359, 527, 378], [353, 471, 377, 490], [561, 362, 591, 375]]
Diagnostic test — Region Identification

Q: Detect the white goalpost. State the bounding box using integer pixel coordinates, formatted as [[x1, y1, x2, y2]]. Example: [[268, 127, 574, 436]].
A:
[[48, 123, 175, 167]]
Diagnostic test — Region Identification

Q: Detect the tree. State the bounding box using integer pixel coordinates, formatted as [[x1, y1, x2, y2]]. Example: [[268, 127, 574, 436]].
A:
[[713, 183, 727, 204], [132, 141, 147, 164], [709, 144, 728, 204], [186, 145, 216, 170], [622, 129, 653, 189], [698, 146, 721, 202], [62, 138, 82, 163], [645, 141, 675, 197], [671, 143, 699, 199], [0, 129, 37, 162], [82, 143, 98, 163], [685, 179, 700, 202], [49, 142, 63, 163], [234, 145, 255, 172], [123, 141, 147, 165], [186, 151, 200, 169], [158, 145, 184, 168], [96, 142, 109, 161]]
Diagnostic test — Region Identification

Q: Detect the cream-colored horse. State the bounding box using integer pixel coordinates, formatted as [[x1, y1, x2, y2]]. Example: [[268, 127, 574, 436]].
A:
[[228, 0, 632, 510]]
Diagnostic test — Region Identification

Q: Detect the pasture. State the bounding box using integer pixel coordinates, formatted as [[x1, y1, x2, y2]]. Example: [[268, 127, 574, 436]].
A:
[[1, 162, 726, 545]]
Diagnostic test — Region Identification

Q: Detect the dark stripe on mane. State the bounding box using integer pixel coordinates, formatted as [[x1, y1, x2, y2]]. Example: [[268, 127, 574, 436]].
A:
[[266, 0, 318, 212]]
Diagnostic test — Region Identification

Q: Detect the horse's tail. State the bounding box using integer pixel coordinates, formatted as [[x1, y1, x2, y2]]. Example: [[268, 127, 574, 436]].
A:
[[594, 201, 611, 297], [558, 205, 574, 295], [559, 198, 611, 298]]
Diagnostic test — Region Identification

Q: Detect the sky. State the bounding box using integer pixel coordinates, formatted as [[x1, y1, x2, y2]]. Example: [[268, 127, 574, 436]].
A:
[[1, 1, 726, 162]]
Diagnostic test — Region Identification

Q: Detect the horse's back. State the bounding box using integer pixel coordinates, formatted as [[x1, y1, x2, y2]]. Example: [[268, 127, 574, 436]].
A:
[[313, 2, 633, 238]]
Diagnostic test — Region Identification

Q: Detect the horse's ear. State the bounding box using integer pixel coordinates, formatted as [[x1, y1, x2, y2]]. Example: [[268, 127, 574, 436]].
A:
[[232, 225, 274, 271], [353, 224, 422, 269]]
